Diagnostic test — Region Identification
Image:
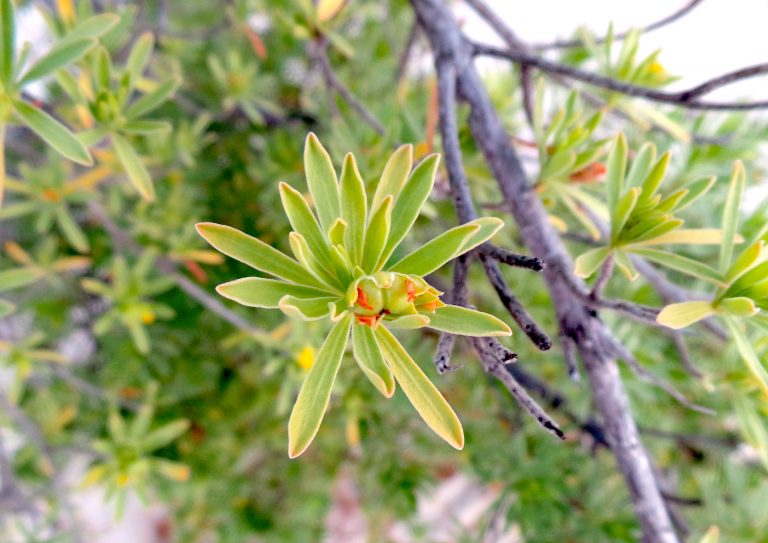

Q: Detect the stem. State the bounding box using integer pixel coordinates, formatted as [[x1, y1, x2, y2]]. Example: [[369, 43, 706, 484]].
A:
[[0, 122, 6, 208]]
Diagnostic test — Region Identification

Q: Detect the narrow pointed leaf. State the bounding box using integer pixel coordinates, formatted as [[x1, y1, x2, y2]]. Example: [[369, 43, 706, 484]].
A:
[[124, 79, 179, 119], [1, 0, 15, 83], [718, 296, 758, 318], [55, 206, 89, 253], [375, 326, 463, 449], [720, 162, 746, 272], [288, 313, 353, 457], [289, 232, 342, 290], [279, 182, 336, 273], [0, 268, 45, 293], [614, 249, 639, 280], [196, 222, 326, 289], [362, 195, 392, 273], [127, 32, 154, 85], [625, 143, 656, 188], [630, 248, 725, 286], [657, 301, 715, 329], [573, 246, 611, 278], [278, 295, 337, 320], [328, 218, 347, 246], [19, 38, 96, 85], [426, 305, 511, 337], [726, 319, 768, 397], [605, 133, 628, 211], [216, 278, 333, 307], [456, 217, 504, 255], [13, 100, 92, 165], [611, 187, 640, 242], [633, 228, 732, 246], [304, 133, 340, 232], [59, 14, 120, 43], [379, 155, 439, 269], [389, 222, 479, 276], [676, 176, 715, 211], [372, 144, 412, 211], [726, 241, 764, 283], [386, 314, 430, 329], [340, 153, 367, 264], [352, 324, 395, 397], [639, 151, 671, 201], [112, 133, 154, 200]]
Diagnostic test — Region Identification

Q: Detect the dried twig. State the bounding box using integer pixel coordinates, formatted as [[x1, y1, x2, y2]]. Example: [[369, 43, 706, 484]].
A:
[[473, 42, 768, 111]]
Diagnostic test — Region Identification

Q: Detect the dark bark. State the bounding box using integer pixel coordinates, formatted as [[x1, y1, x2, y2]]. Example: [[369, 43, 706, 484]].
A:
[[410, 1, 679, 540]]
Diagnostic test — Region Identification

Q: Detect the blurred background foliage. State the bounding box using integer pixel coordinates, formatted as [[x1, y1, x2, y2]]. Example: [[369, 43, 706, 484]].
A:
[[1, 0, 768, 542]]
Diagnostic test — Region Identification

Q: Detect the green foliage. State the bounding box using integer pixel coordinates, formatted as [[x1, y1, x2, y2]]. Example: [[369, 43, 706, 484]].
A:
[[1, 1, 767, 542], [199, 135, 508, 456]]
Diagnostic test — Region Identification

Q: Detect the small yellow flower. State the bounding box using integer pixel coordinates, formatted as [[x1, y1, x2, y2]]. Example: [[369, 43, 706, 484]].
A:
[[141, 309, 156, 324], [297, 346, 316, 370]]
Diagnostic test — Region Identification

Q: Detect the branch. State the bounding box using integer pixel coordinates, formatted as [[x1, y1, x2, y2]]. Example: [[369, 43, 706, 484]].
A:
[[412, 1, 680, 539], [481, 243, 545, 271], [472, 42, 768, 111], [533, 0, 705, 51]]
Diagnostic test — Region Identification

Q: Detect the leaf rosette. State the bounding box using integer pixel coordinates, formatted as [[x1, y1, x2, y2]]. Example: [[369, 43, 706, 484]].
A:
[[198, 133, 511, 457]]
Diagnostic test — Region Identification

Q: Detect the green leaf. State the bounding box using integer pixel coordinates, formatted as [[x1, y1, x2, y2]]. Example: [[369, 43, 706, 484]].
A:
[[126, 32, 154, 86], [638, 151, 671, 201], [573, 246, 611, 278], [391, 217, 502, 276], [614, 249, 639, 280], [12, 99, 93, 165], [633, 228, 730, 247], [720, 161, 746, 272], [374, 326, 464, 450], [717, 296, 758, 318], [427, 305, 511, 337], [378, 154, 439, 269], [457, 217, 505, 254], [726, 241, 764, 284], [59, 14, 120, 43], [288, 232, 342, 290], [675, 176, 715, 212], [1, 0, 15, 83], [726, 319, 768, 397], [611, 187, 640, 242], [196, 222, 326, 289], [122, 120, 172, 135], [279, 182, 336, 274], [540, 149, 576, 180], [657, 301, 715, 329], [288, 313, 352, 457], [630, 248, 725, 286], [216, 278, 333, 307], [278, 295, 337, 320], [361, 195, 392, 273], [55, 206, 89, 253], [303, 133, 340, 232], [339, 153, 367, 264], [605, 133, 627, 211], [625, 143, 656, 188], [124, 79, 179, 119], [142, 420, 190, 452], [385, 314, 430, 329], [112, 133, 154, 200], [351, 324, 395, 397], [372, 144, 412, 212], [327, 218, 347, 246], [18, 38, 96, 85], [0, 267, 45, 293]]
